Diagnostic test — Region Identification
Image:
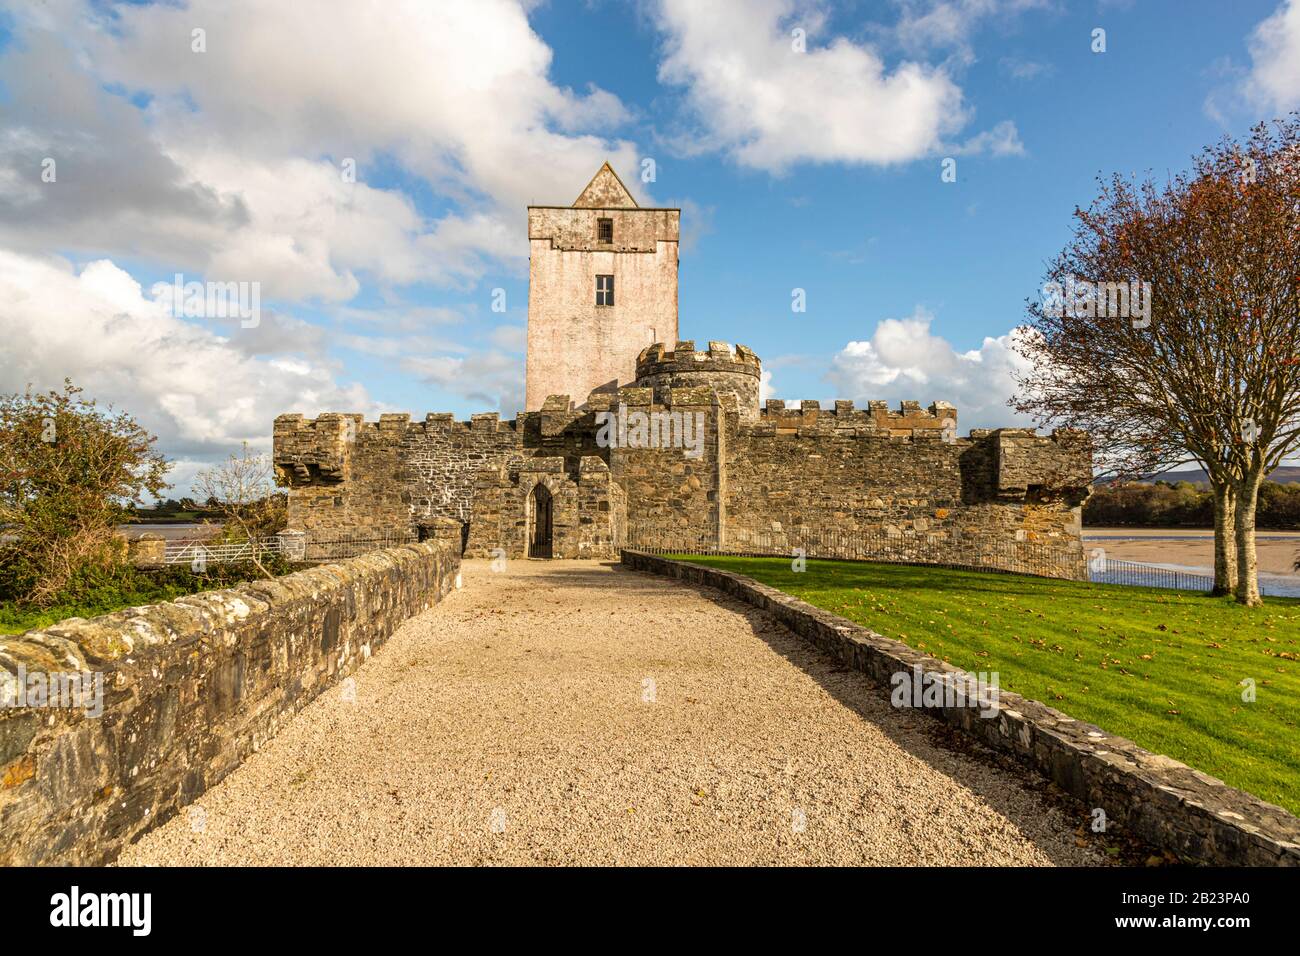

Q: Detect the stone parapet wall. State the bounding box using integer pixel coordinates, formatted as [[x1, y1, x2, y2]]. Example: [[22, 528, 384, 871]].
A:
[[275, 412, 527, 537], [634, 340, 762, 422], [622, 551, 1300, 866], [527, 205, 679, 252], [0, 542, 461, 866], [635, 340, 761, 375], [722, 425, 1088, 579], [757, 399, 957, 435]]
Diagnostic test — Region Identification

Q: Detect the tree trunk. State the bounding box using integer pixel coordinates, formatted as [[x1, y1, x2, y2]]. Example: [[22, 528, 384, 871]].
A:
[[1211, 480, 1237, 596], [1233, 475, 1264, 606]]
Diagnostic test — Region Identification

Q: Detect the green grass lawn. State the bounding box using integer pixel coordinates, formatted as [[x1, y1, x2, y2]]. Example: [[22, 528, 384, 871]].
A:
[[672, 555, 1300, 815]]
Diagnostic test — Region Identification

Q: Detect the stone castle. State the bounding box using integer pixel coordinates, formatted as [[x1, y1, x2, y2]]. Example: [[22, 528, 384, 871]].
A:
[[274, 163, 1092, 574]]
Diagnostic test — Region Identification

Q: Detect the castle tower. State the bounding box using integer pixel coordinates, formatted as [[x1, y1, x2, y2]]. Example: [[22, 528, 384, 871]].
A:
[[634, 340, 763, 422], [525, 162, 679, 411]]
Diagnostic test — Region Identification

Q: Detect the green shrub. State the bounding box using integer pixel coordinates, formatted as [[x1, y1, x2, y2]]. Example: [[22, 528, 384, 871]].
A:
[[0, 558, 307, 635], [0, 381, 168, 606]]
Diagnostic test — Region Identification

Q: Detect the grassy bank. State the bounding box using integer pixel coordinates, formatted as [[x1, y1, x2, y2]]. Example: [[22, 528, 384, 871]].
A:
[[0, 560, 304, 636], [671, 555, 1300, 815]]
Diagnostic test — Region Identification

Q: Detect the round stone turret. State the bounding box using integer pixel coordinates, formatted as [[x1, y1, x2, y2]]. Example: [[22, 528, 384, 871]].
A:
[[634, 340, 762, 421]]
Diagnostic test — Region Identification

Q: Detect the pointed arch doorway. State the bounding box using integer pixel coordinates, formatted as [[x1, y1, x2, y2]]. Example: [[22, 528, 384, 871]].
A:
[[527, 483, 553, 558]]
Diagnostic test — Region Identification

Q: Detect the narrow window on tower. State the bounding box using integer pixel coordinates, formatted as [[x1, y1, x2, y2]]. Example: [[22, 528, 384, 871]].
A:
[[596, 274, 614, 306], [597, 217, 613, 244]]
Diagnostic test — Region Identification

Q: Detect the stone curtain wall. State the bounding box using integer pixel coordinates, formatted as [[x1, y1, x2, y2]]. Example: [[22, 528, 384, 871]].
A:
[[276, 412, 526, 538], [405, 414, 526, 527], [724, 407, 1089, 579], [623, 551, 1300, 866], [273, 383, 1090, 574], [0, 541, 461, 866], [609, 386, 725, 549]]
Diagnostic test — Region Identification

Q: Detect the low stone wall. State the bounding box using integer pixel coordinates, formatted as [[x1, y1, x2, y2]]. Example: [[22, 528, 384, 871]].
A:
[[0, 542, 460, 866], [622, 550, 1300, 866]]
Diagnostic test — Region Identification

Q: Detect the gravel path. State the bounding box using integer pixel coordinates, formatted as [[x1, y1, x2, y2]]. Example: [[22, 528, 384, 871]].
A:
[[120, 560, 1109, 866]]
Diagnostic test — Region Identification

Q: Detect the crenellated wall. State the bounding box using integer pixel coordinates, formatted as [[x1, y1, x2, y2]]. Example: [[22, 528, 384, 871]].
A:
[[273, 341, 1092, 576], [275, 411, 528, 538], [634, 340, 762, 422], [758, 397, 957, 435], [723, 409, 1088, 575]]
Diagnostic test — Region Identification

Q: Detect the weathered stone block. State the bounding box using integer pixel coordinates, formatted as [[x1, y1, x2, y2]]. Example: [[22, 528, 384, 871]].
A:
[[0, 541, 460, 866]]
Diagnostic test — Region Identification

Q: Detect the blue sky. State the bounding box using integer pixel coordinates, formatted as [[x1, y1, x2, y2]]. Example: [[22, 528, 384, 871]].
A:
[[0, 0, 1296, 493]]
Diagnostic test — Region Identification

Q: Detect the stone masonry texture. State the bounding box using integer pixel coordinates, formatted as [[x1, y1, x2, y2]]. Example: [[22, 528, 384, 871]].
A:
[[275, 341, 1091, 578], [525, 162, 680, 411], [623, 551, 1300, 867], [0, 541, 461, 866], [274, 167, 1092, 575]]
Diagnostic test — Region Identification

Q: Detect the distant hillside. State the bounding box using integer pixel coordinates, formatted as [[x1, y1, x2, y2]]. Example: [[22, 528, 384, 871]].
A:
[[1135, 466, 1300, 486]]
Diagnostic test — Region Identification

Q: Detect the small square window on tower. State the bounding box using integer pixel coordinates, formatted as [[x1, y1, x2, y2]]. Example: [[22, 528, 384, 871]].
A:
[[597, 217, 613, 243], [596, 274, 614, 306]]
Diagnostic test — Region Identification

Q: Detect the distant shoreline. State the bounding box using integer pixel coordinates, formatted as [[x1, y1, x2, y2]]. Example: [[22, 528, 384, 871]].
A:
[[115, 523, 221, 542], [1083, 528, 1299, 576]]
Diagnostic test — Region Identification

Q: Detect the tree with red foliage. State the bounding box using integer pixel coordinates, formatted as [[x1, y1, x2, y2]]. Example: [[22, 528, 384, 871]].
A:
[[1014, 117, 1300, 605]]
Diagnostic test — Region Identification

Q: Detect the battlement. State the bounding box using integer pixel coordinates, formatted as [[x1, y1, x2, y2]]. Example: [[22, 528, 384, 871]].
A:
[[991, 427, 1092, 499], [587, 384, 719, 409], [273, 411, 520, 487], [635, 340, 762, 378], [273, 163, 1093, 568], [274, 411, 521, 437], [753, 399, 957, 436]]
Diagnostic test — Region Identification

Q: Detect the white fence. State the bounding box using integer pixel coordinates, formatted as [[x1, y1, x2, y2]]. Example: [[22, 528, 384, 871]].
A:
[[160, 529, 419, 567], [162, 537, 288, 567]]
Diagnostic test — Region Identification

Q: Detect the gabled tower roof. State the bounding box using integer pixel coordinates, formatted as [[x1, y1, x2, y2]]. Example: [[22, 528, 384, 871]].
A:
[[573, 161, 638, 208]]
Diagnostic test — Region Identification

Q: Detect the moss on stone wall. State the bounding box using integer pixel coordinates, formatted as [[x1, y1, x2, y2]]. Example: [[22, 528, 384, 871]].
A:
[[0, 541, 460, 866]]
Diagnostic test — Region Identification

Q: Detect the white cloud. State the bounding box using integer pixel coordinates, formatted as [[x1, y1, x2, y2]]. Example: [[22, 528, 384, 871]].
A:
[[825, 307, 1035, 431], [1241, 0, 1300, 113], [654, 0, 970, 170], [947, 119, 1025, 157], [892, 0, 1048, 64], [998, 56, 1051, 81], [652, 0, 1028, 171], [894, 0, 993, 62], [401, 351, 525, 418], [0, 0, 644, 487], [0, 250, 378, 487], [0, 0, 640, 299]]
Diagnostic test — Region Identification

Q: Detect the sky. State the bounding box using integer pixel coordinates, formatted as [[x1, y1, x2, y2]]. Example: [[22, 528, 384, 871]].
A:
[[0, 0, 1297, 496]]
